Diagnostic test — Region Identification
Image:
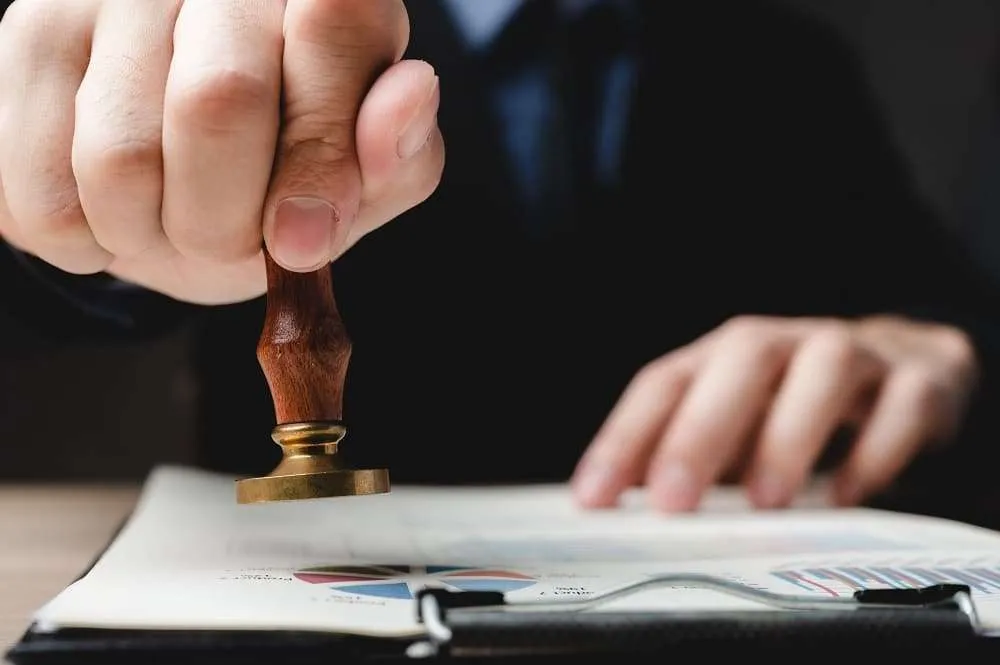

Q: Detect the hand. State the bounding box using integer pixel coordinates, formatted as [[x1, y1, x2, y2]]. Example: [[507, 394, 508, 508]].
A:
[[0, 0, 443, 304], [571, 315, 978, 511]]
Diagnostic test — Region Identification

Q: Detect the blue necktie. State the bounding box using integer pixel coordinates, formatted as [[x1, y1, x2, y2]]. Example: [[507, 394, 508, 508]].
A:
[[481, 1, 629, 237]]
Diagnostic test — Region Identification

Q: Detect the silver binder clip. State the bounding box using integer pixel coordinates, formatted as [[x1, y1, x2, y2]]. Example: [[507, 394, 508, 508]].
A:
[[407, 575, 979, 657]]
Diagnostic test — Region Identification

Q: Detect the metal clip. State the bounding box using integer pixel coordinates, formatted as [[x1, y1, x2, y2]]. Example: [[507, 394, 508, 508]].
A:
[[408, 574, 977, 657]]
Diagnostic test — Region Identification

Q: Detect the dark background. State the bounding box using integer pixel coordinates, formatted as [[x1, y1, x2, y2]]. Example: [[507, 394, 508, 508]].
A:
[[0, 0, 998, 481]]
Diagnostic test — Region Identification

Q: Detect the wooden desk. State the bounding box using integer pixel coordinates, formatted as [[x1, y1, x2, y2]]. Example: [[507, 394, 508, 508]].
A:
[[0, 483, 139, 656]]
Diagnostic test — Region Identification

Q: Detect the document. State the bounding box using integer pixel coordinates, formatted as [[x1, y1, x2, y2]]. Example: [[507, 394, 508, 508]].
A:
[[31, 466, 1000, 638]]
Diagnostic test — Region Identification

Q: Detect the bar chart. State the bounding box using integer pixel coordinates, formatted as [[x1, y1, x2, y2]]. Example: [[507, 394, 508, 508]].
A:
[[771, 564, 1000, 597]]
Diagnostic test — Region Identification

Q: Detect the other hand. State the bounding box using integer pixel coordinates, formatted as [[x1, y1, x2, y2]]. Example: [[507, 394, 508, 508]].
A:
[[571, 315, 978, 511], [0, 0, 443, 303]]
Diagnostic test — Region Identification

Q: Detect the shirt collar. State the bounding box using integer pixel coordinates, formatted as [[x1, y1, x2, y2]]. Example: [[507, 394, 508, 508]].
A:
[[440, 0, 523, 50]]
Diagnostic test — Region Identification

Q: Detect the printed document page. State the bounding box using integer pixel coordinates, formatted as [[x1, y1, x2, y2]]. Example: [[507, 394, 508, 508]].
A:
[[32, 466, 1000, 638]]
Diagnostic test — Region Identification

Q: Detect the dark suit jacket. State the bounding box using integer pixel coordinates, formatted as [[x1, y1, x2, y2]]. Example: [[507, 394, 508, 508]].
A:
[[4, 1, 1000, 515]]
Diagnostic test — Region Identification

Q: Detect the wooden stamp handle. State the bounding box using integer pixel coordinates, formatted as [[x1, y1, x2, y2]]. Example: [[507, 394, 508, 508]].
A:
[[257, 251, 351, 424]]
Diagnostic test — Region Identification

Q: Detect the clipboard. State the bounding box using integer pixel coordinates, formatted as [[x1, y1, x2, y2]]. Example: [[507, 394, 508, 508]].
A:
[[9, 466, 1000, 663], [8, 576, 998, 664]]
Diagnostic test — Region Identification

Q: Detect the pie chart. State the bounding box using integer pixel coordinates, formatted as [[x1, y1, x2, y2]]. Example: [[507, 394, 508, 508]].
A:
[[293, 564, 537, 600]]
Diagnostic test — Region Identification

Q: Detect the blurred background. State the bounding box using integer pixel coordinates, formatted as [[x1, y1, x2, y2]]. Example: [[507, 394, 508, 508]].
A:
[[0, 0, 998, 481]]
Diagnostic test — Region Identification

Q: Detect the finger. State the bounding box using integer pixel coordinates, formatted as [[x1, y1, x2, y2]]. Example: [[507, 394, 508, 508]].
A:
[[746, 326, 884, 508], [704, 315, 827, 346], [71, 0, 181, 261], [348, 58, 442, 247], [834, 365, 951, 506], [161, 0, 285, 263], [264, 0, 407, 271], [718, 417, 766, 484], [571, 351, 698, 508], [0, 3, 110, 274], [647, 323, 797, 511], [107, 250, 266, 305]]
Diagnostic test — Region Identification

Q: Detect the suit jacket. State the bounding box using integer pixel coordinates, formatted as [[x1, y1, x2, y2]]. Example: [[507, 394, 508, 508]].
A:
[[4, 0, 1000, 507]]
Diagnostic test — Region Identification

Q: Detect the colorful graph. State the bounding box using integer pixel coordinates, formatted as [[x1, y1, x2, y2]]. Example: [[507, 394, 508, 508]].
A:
[[294, 564, 537, 600], [772, 564, 1000, 597]]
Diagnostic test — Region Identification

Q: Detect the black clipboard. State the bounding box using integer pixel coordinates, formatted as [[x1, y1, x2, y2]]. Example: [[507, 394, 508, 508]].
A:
[[7, 572, 998, 663]]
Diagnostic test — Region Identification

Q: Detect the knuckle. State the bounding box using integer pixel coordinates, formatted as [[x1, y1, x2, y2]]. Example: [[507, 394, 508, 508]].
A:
[[168, 68, 276, 133], [633, 356, 672, 388], [721, 315, 770, 341], [0, 1, 35, 39], [628, 353, 689, 402], [285, 114, 356, 153], [807, 323, 857, 365], [1, 0, 50, 42], [290, 0, 402, 63], [721, 316, 785, 361], [1, 0, 87, 62], [280, 134, 358, 191], [75, 137, 162, 184], [164, 223, 256, 263]]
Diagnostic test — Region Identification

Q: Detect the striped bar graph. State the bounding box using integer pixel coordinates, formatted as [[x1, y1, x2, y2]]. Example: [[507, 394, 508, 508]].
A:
[[771, 565, 1000, 597]]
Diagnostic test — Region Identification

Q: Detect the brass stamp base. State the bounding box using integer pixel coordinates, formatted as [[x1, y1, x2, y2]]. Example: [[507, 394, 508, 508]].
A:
[[235, 421, 390, 504]]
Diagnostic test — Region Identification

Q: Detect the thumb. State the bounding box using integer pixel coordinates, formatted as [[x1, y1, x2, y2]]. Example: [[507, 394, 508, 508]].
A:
[[265, 0, 408, 271]]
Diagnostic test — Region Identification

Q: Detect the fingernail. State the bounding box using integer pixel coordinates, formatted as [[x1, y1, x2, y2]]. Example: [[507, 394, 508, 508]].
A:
[[652, 465, 700, 512], [573, 464, 615, 507], [750, 471, 788, 509], [272, 197, 338, 270], [397, 75, 440, 160]]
